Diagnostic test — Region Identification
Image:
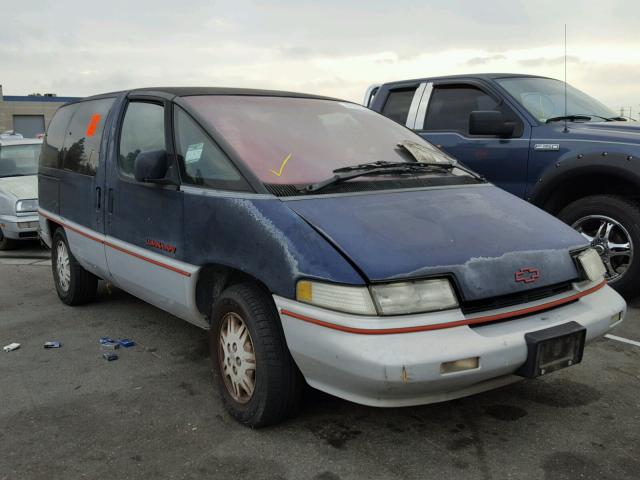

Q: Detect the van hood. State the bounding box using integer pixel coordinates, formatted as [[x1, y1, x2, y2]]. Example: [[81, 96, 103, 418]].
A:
[[0, 175, 37, 200], [286, 185, 586, 301]]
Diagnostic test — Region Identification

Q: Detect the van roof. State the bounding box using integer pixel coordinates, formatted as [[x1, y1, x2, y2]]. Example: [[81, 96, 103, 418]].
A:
[[76, 87, 341, 104]]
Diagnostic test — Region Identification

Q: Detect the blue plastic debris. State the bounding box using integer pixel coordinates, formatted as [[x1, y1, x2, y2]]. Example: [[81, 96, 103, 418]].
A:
[[44, 341, 61, 349], [119, 339, 135, 348], [100, 337, 119, 350]]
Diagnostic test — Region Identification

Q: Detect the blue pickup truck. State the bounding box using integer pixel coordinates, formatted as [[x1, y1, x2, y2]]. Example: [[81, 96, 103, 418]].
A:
[[366, 74, 640, 298]]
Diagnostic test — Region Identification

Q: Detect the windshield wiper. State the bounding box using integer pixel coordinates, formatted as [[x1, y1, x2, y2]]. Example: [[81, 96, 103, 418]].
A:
[[0, 173, 33, 178], [299, 161, 454, 193], [546, 114, 614, 124]]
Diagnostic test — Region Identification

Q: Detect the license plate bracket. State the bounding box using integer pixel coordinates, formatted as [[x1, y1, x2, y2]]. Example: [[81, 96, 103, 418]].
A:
[[516, 321, 586, 379]]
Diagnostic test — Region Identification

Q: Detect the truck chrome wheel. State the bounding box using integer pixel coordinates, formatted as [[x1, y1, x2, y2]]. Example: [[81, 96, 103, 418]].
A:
[[218, 312, 256, 404], [55, 240, 72, 292], [572, 215, 633, 282]]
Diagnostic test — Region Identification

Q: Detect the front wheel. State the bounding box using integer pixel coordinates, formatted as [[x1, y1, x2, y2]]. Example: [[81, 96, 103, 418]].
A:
[[558, 195, 640, 299], [209, 282, 303, 427]]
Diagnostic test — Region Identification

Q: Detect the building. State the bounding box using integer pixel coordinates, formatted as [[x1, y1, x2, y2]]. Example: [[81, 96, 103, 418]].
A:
[[0, 85, 81, 138]]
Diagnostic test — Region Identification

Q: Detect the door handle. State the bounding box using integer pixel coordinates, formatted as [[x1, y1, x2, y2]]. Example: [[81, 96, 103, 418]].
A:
[[108, 188, 114, 213], [95, 187, 101, 210]]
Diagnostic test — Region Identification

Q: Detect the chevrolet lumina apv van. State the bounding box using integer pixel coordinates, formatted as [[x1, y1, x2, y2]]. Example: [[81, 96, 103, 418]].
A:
[[38, 88, 625, 427]]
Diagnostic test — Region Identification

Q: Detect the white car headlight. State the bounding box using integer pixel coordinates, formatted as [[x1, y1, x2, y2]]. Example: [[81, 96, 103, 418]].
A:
[[577, 248, 606, 282], [296, 278, 459, 316], [15, 199, 38, 213], [296, 280, 377, 315], [371, 278, 458, 315]]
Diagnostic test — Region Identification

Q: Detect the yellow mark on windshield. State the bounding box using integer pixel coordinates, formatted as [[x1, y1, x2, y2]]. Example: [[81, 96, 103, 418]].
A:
[[270, 153, 292, 177]]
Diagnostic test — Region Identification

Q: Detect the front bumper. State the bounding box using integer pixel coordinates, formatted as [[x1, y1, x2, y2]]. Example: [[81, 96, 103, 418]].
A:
[[0, 213, 39, 239], [275, 282, 625, 407]]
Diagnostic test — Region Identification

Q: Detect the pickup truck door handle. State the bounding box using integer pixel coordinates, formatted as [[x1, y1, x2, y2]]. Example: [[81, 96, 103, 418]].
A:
[[95, 187, 101, 210], [108, 188, 114, 213]]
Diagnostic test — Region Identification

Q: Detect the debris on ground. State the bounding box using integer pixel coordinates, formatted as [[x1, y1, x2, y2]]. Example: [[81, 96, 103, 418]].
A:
[[3, 343, 20, 352], [44, 341, 61, 349], [119, 338, 135, 348], [102, 351, 118, 361]]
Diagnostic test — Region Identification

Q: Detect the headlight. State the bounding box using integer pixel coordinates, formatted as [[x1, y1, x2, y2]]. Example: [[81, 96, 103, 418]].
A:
[[15, 199, 38, 213], [371, 278, 458, 315], [296, 278, 459, 316], [577, 248, 606, 282], [296, 280, 377, 315]]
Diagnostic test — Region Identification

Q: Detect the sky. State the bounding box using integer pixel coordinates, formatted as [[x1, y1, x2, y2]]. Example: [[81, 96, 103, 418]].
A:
[[1, 0, 639, 114]]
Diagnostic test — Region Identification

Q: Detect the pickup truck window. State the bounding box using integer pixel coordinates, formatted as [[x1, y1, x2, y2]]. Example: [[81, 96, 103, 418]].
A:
[[381, 88, 417, 124], [119, 102, 165, 178], [183, 95, 459, 186], [424, 85, 501, 134], [496, 77, 617, 123], [62, 98, 114, 176], [174, 107, 246, 190], [40, 104, 77, 169]]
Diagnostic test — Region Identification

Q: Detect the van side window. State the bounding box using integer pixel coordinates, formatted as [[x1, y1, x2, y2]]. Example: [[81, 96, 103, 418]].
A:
[[40, 105, 76, 169], [381, 88, 417, 125], [423, 85, 522, 136], [174, 107, 246, 190], [62, 98, 115, 176], [119, 102, 165, 177]]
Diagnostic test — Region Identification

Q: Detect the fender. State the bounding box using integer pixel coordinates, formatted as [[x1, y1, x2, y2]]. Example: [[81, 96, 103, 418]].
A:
[[527, 151, 640, 209]]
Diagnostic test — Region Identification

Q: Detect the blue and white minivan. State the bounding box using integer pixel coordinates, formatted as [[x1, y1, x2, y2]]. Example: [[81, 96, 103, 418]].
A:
[[38, 88, 625, 426]]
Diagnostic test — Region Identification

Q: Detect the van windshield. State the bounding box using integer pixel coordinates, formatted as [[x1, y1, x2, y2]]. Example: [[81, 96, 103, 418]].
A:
[[0, 143, 41, 178], [182, 95, 463, 186]]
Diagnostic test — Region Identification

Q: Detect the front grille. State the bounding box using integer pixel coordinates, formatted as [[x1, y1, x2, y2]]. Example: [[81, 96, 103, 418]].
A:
[[18, 231, 38, 239], [461, 281, 576, 315]]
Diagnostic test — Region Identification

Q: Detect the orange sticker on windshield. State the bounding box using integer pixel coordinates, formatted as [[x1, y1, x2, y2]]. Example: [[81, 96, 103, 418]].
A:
[[85, 114, 102, 137]]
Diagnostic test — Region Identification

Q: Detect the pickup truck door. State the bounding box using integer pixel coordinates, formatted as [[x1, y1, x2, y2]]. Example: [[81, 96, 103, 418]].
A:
[[409, 81, 532, 198], [104, 95, 193, 317]]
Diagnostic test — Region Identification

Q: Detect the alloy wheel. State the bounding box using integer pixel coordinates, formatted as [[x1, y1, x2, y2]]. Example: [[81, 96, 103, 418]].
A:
[[56, 240, 71, 292], [218, 312, 257, 403], [572, 215, 633, 282]]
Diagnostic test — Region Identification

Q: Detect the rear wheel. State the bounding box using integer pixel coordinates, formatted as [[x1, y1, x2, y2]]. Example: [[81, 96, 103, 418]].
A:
[[558, 195, 640, 299], [0, 229, 16, 250], [51, 228, 98, 305], [209, 282, 303, 427]]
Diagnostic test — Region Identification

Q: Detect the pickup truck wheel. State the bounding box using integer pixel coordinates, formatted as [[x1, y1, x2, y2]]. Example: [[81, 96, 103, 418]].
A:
[[558, 195, 640, 298], [0, 229, 16, 250], [209, 283, 303, 427], [51, 228, 98, 305]]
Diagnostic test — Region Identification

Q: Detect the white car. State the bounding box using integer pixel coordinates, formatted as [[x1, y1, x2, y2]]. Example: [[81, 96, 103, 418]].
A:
[[0, 137, 42, 249]]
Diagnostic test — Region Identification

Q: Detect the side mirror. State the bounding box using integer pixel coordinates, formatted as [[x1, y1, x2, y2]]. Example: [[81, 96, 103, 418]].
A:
[[134, 149, 169, 183], [469, 111, 516, 138]]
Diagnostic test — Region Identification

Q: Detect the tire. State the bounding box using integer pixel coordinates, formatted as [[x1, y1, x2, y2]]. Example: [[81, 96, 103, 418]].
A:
[[557, 195, 640, 299], [51, 228, 98, 305], [0, 228, 16, 251], [209, 282, 303, 427]]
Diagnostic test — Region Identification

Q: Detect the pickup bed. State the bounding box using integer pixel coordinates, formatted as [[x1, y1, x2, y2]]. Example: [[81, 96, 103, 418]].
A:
[[367, 73, 640, 298]]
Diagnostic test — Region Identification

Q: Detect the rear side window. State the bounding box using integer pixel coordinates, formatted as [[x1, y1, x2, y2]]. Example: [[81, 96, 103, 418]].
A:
[[62, 98, 115, 175], [423, 85, 506, 134], [173, 107, 246, 190], [381, 88, 417, 125], [40, 105, 76, 169], [119, 102, 165, 177]]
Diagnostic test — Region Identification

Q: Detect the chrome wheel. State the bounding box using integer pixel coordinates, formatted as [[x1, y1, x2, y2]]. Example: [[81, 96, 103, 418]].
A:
[[56, 240, 71, 292], [572, 215, 633, 282], [218, 312, 256, 404]]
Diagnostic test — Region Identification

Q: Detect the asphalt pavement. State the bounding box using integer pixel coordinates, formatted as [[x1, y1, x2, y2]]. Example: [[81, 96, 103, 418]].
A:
[[1, 245, 639, 480]]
